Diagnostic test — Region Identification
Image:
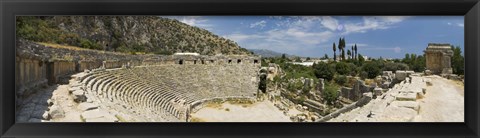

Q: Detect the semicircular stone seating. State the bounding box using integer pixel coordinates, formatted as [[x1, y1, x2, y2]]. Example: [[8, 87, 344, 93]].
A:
[[80, 63, 258, 122]]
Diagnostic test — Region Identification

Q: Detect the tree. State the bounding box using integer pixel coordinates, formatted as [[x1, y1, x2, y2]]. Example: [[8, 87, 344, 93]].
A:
[[335, 62, 351, 75], [357, 53, 365, 66], [323, 82, 339, 105], [282, 53, 286, 59], [342, 37, 346, 60], [323, 54, 329, 60], [354, 44, 358, 60], [341, 38, 346, 61], [451, 46, 464, 75], [338, 38, 342, 61], [347, 49, 351, 60], [335, 75, 348, 86], [306, 57, 311, 61], [333, 42, 337, 61], [362, 61, 381, 79], [382, 62, 409, 72], [295, 57, 302, 62], [403, 53, 410, 64], [314, 62, 335, 81], [351, 46, 354, 60]]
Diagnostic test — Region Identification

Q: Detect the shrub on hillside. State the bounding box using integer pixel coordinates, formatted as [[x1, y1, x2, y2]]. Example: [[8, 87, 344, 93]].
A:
[[335, 62, 351, 75], [322, 82, 339, 105], [361, 62, 381, 79], [313, 62, 335, 81], [382, 62, 409, 72], [334, 75, 348, 86]]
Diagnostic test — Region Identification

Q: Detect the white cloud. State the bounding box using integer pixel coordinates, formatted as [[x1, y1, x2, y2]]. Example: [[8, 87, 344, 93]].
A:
[[250, 20, 267, 29], [224, 18, 336, 56], [165, 16, 213, 30], [347, 43, 368, 47], [223, 33, 263, 42], [343, 16, 410, 34], [363, 46, 402, 53], [447, 22, 464, 27], [320, 16, 340, 31], [393, 47, 402, 53]]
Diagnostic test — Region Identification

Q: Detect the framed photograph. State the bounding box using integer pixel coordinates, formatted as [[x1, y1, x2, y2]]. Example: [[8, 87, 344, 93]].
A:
[[1, 0, 479, 137]]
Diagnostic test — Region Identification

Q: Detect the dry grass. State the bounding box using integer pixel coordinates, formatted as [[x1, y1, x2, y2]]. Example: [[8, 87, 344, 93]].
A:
[[38, 42, 90, 51], [364, 79, 375, 86], [189, 117, 206, 122], [204, 102, 223, 109], [115, 114, 128, 122], [227, 100, 255, 108], [37, 42, 128, 55]]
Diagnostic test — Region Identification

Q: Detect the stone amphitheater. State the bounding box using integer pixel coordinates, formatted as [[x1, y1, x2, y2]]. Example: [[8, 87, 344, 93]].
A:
[[15, 40, 261, 122]]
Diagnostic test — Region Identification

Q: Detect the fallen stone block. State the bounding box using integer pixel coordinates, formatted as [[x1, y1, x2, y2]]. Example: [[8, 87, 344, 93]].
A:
[[78, 102, 99, 111], [72, 90, 87, 103], [81, 109, 117, 122], [378, 106, 417, 122], [373, 87, 383, 96], [395, 92, 417, 101], [382, 82, 391, 89], [85, 116, 118, 122], [424, 70, 432, 75], [356, 92, 373, 106], [68, 87, 81, 93], [390, 101, 420, 112], [42, 111, 50, 120], [49, 105, 65, 119], [395, 70, 408, 81]]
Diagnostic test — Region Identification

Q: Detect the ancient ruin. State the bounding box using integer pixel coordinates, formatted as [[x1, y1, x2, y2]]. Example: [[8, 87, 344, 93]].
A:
[[424, 43, 453, 75], [15, 40, 261, 122], [15, 39, 465, 122]]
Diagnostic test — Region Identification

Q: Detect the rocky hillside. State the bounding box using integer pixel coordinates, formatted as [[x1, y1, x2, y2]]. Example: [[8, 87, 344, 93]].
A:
[[16, 16, 252, 55]]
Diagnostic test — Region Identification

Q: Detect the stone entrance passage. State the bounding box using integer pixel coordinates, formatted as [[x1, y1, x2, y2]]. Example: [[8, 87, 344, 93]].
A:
[[424, 43, 453, 74], [46, 62, 55, 85]]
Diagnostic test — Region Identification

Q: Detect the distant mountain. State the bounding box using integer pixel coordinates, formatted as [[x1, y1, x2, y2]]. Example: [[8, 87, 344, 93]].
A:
[[248, 49, 294, 58]]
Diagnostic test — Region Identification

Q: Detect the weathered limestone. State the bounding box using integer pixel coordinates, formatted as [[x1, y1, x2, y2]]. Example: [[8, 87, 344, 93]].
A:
[[78, 103, 99, 111], [81, 109, 118, 122], [72, 90, 87, 103], [395, 91, 417, 101], [424, 43, 453, 75], [391, 101, 420, 112], [356, 92, 373, 106], [373, 87, 383, 97], [49, 105, 65, 119], [395, 70, 408, 81]]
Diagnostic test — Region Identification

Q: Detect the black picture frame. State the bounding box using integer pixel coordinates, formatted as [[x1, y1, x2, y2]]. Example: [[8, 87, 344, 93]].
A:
[[1, 0, 479, 138]]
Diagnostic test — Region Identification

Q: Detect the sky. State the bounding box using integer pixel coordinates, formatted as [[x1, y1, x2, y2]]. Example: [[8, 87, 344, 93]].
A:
[[164, 16, 464, 59]]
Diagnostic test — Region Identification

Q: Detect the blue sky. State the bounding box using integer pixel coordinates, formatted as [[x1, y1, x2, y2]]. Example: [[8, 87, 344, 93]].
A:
[[164, 16, 464, 59]]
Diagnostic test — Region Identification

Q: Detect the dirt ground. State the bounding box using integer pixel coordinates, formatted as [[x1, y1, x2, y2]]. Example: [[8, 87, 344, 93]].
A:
[[190, 100, 291, 122], [416, 76, 464, 122]]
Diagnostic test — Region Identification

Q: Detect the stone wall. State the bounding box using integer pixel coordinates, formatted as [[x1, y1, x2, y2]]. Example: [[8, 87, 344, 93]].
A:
[[15, 57, 48, 99]]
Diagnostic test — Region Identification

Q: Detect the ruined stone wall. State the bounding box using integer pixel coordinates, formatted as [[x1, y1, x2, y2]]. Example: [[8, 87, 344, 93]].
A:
[[15, 57, 48, 98], [424, 44, 453, 74], [339, 79, 373, 102]]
